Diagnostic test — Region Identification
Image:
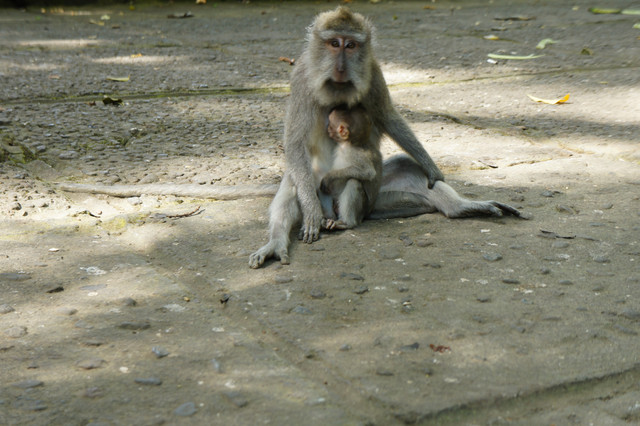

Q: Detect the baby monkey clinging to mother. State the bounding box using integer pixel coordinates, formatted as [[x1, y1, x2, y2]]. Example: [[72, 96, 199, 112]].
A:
[[248, 7, 522, 269], [320, 105, 382, 231]]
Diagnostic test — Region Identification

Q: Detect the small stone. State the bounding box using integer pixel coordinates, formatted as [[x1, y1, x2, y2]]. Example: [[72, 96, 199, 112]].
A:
[[223, 391, 249, 408], [10, 202, 22, 211], [552, 241, 569, 249], [174, 402, 197, 417], [396, 274, 412, 281], [502, 278, 520, 285], [45, 285, 64, 293], [339, 344, 352, 351], [292, 305, 312, 315], [76, 358, 106, 369], [377, 248, 401, 260], [152, 346, 169, 358], [5, 326, 27, 338], [120, 297, 137, 307], [476, 296, 491, 303], [353, 285, 369, 295], [415, 238, 433, 247], [0, 304, 15, 314], [620, 310, 640, 321], [593, 255, 610, 263], [540, 267, 551, 275], [0, 272, 31, 281], [274, 274, 293, 284], [483, 253, 502, 262], [556, 205, 578, 214], [83, 387, 103, 398], [375, 368, 394, 376], [134, 377, 163, 386], [59, 150, 78, 159], [540, 190, 555, 197], [423, 263, 441, 268], [397, 285, 410, 293], [398, 342, 420, 351], [126, 197, 142, 205], [310, 289, 326, 299], [211, 358, 223, 373], [118, 321, 150, 330], [56, 307, 78, 316], [340, 272, 364, 281], [559, 280, 574, 286], [12, 379, 44, 389]]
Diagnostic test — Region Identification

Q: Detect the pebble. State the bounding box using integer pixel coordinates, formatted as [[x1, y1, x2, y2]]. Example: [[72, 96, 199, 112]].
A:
[[292, 305, 312, 315], [134, 377, 163, 386], [592, 255, 610, 263], [309, 288, 326, 299], [620, 309, 640, 321], [415, 238, 433, 247], [56, 307, 78, 316], [502, 278, 520, 285], [120, 297, 137, 307], [540, 190, 555, 197], [353, 285, 369, 295], [76, 358, 106, 369], [376, 368, 394, 376], [377, 248, 401, 260], [340, 272, 365, 281], [274, 274, 293, 284], [5, 326, 28, 338], [556, 205, 578, 214], [12, 379, 44, 389], [476, 296, 491, 303], [118, 321, 151, 330], [223, 391, 249, 408], [83, 387, 103, 398], [398, 342, 420, 351], [339, 344, 352, 351], [559, 280, 574, 286], [58, 150, 78, 159], [0, 304, 15, 314], [211, 358, 223, 373], [174, 402, 197, 417], [483, 253, 502, 262], [552, 241, 569, 249], [152, 346, 169, 358], [0, 272, 31, 281]]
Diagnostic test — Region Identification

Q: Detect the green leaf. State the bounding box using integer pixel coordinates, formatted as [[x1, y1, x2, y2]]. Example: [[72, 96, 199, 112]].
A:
[[588, 8, 621, 14], [536, 38, 558, 49]]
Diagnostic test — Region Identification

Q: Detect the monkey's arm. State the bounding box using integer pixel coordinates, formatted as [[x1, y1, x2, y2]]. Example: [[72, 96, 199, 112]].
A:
[[320, 163, 377, 195], [283, 69, 324, 243], [368, 64, 444, 188]]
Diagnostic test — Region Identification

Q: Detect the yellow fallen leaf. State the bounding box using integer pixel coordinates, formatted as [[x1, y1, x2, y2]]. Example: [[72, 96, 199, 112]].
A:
[[484, 34, 500, 40], [130, 53, 143, 58], [488, 53, 544, 60], [106, 76, 130, 82], [622, 9, 640, 15], [89, 19, 105, 26], [634, 23, 640, 29], [536, 38, 558, 49], [527, 93, 570, 105]]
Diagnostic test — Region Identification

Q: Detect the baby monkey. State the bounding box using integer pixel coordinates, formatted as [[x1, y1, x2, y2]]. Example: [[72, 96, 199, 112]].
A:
[[320, 104, 382, 230]]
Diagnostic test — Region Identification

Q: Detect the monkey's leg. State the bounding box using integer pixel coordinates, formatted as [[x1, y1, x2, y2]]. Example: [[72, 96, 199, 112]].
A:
[[249, 175, 301, 268], [332, 179, 367, 229], [371, 155, 522, 219]]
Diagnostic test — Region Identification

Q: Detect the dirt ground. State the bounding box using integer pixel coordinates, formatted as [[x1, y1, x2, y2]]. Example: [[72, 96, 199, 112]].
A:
[[1, 1, 639, 425]]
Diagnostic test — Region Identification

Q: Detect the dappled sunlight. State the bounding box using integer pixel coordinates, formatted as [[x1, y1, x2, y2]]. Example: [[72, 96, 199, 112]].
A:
[[14, 39, 106, 49], [93, 55, 190, 66]]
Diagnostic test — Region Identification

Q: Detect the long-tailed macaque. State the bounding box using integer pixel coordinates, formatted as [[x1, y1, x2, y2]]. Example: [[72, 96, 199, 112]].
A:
[[248, 7, 520, 268], [320, 104, 382, 230]]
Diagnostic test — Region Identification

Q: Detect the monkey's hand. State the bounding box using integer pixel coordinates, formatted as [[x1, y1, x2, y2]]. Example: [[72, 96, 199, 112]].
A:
[[298, 202, 323, 243], [427, 167, 445, 189]]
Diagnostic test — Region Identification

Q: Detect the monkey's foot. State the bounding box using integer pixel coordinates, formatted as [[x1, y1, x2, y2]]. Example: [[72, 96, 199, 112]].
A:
[[249, 242, 290, 269], [322, 218, 349, 230]]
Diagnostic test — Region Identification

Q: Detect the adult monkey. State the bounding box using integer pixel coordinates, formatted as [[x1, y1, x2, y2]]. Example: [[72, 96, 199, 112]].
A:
[[248, 7, 520, 269]]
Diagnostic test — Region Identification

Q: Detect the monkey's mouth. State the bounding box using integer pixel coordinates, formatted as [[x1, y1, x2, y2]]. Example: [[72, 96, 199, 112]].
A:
[[328, 80, 355, 90]]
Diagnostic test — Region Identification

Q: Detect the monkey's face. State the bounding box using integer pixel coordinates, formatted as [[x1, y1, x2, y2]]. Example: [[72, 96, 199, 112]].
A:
[[326, 37, 359, 85]]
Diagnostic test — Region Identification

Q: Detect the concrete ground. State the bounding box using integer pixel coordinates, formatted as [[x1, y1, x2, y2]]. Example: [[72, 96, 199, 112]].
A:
[[1, 1, 639, 425]]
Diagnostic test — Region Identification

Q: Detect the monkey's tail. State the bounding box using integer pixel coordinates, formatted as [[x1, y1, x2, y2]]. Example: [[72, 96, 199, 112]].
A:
[[56, 183, 279, 200]]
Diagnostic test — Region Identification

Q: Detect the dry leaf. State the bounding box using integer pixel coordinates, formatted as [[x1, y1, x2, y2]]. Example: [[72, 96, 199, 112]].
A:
[[102, 96, 123, 106], [588, 8, 621, 14], [106, 76, 130, 82], [527, 93, 570, 105], [484, 34, 500, 40], [622, 9, 640, 15], [89, 19, 105, 26], [196, 0, 206, 4], [487, 53, 544, 60]]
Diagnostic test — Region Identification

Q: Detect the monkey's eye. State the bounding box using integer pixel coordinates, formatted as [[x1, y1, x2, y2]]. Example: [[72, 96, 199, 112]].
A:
[[330, 39, 340, 48], [345, 41, 357, 49]]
